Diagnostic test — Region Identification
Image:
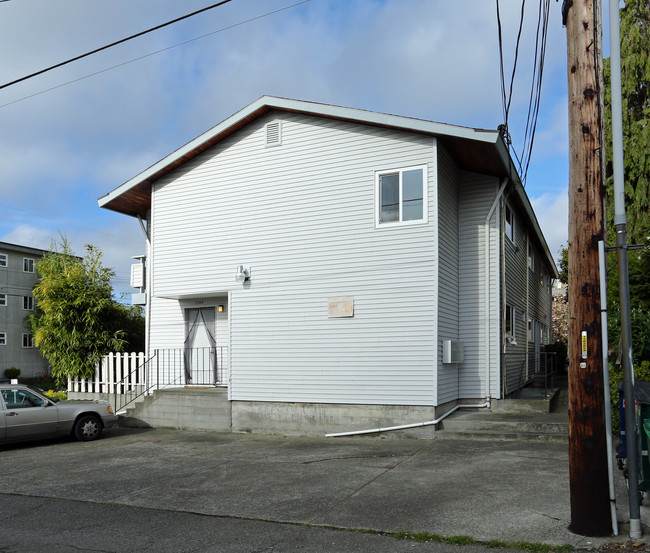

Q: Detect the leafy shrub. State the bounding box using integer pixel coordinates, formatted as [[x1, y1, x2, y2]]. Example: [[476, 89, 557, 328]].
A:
[[43, 390, 67, 401], [4, 367, 20, 379]]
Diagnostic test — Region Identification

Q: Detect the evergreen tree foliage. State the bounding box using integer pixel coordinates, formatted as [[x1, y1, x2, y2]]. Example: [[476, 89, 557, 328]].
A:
[[603, 0, 650, 362], [29, 240, 144, 384], [604, 0, 650, 245]]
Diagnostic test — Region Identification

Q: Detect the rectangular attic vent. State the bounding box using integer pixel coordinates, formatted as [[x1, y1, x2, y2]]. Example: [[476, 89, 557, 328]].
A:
[[265, 121, 281, 146]]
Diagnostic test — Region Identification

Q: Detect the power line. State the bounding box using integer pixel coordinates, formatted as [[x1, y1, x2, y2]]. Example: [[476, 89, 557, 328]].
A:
[[495, 0, 550, 186], [0, 0, 310, 109], [0, 0, 234, 91]]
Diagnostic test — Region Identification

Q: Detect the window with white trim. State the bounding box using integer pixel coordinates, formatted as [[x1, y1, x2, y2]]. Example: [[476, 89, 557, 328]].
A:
[[376, 165, 427, 226], [528, 247, 535, 272], [23, 296, 34, 310], [505, 305, 517, 344], [0, 294, 6, 307], [0, 254, 6, 267], [23, 258, 34, 273], [0, 332, 6, 345], [22, 333, 34, 348], [505, 205, 515, 243]]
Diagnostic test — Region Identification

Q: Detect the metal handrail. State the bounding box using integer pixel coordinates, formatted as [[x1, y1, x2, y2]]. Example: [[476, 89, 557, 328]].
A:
[[112, 351, 158, 414], [112, 346, 228, 414]]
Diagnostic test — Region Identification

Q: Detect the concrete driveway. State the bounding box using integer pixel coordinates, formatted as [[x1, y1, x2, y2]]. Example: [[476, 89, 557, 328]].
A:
[[0, 428, 639, 552]]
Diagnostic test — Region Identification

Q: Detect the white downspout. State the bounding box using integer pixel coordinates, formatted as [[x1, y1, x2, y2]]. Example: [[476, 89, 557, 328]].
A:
[[599, 240, 619, 536], [485, 178, 509, 406], [325, 402, 490, 438], [137, 214, 151, 358]]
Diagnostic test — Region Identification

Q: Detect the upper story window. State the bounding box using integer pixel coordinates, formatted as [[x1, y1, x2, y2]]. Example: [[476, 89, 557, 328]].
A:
[[505, 305, 517, 344], [0, 294, 6, 307], [376, 165, 427, 226], [22, 333, 34, 348], [505, 205, 515, 243], [528, 247, 535, 272], [0, 332, 6, 346], [23, 296, 34, 310], [23, 258, 35, 273], [0, 254, 6, 267]]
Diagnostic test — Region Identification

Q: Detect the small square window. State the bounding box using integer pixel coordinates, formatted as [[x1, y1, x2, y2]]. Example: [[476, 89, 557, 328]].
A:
[[22, 333, 34, 348], [0, 294, 6, 307], [0, 332, 6, 346], [0, 254, 7, 267], [505, 205, 515, 243], [376, 166, 427, 226], [528, 249, 535, 272], [506, 305, 517, 344], [23, 296, 34, 310], [23, 258, 34, 273]]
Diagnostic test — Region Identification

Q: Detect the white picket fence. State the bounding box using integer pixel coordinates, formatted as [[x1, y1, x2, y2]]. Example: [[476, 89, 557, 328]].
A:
[[67, 352, 146, 394]]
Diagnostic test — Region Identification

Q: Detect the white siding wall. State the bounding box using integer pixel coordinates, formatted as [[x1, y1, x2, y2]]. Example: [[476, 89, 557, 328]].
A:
[[149, 112, 439, 406], [457, 172, 500, 399], [436, 146, 460, 404]]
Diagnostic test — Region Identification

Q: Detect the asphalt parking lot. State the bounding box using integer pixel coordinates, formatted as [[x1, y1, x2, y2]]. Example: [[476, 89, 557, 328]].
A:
[[0, 427, 641, 552]]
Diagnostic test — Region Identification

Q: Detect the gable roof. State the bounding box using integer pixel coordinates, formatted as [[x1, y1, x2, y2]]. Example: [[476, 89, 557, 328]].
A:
[[98, 95, 557, 277]]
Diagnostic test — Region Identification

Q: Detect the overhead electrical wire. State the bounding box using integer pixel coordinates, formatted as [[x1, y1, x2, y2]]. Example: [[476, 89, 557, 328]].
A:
[[0, 0, 310, 109], [495, 0, 551, 186], [0, 0, 234, 91]]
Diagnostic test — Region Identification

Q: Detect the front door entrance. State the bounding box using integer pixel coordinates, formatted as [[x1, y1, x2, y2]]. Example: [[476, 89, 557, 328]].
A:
[[183, 307, 217, 385]]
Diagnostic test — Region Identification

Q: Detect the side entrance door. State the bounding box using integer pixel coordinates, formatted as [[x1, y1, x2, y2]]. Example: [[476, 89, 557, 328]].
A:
[[183, 307, 217, 385]]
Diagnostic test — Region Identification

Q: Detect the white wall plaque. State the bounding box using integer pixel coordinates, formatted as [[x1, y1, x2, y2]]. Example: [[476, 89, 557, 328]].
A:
[[328, 296, 354, 318]]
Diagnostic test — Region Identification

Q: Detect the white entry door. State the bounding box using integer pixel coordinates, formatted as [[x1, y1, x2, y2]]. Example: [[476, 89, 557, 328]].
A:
[[184, 308, 216, 385]]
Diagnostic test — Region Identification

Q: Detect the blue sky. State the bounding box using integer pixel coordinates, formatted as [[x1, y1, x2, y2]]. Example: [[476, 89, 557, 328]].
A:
[[0, 0, 613, 297]]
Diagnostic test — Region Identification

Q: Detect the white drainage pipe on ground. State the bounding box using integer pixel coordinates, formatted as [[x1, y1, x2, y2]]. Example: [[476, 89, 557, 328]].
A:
[[325, 402, 490, 438]]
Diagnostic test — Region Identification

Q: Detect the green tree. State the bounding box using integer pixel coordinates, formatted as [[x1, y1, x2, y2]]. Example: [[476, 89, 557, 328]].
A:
[[603, 0, 650, 362], [604, 0, 650, 245], [29, 240, 143, 385]]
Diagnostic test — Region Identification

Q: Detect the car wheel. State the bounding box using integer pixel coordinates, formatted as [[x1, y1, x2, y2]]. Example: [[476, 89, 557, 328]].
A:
[[74, 415, 103, 441]]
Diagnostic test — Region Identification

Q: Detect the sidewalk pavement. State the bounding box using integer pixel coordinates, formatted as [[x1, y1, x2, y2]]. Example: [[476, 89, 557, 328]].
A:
[[0, 428, 646, 549]]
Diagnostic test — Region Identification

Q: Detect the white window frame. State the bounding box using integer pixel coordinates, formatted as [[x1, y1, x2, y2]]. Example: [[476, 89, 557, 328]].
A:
[[375, 165, 428, 227], [0, 332, 6, 346], [22, 333, 34, 348], [528, 247, 535, 273], [0, 293, 6, 307], [23, 258, 35, 273], [505, 305, 517, 344], [505, 205, 515, 243], [0, 253, 6, 267], [23, 296, 34, 310]]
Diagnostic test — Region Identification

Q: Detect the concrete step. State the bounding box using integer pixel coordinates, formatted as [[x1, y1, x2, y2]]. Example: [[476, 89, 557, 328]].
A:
[[437, 409, 568, 442]]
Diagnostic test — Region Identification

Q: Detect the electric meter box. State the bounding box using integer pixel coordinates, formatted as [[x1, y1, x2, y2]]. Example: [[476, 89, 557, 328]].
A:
[[442, 340, 464, 364]]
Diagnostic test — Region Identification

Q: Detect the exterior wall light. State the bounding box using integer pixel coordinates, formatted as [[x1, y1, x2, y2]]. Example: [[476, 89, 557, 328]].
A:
[[218, 305, 225, 313], [235, 265, 250, 283]]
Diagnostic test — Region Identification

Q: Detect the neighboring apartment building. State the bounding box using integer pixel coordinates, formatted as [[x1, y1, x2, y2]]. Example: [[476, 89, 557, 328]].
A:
[[0, 242, 49, 378]]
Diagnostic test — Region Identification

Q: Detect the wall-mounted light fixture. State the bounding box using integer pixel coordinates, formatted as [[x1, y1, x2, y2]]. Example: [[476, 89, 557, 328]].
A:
[[235, 265, 250, 283], [218, 305, 225, 313]]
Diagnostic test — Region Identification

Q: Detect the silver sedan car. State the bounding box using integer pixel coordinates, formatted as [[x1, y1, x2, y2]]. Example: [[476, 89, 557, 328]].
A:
[[0, 384, 118, 443]]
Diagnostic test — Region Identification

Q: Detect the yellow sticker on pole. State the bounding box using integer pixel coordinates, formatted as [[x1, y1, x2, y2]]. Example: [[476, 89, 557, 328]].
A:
[[581, 331, 588, 359]]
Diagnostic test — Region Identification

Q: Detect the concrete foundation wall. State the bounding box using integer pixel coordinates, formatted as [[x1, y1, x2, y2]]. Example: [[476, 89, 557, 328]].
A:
[[231, 401, 439, 438], [122, 388, 232, 432]]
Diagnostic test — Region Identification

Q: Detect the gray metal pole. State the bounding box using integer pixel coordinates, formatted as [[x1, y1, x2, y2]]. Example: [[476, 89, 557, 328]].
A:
[[609, 0, 641, 538]]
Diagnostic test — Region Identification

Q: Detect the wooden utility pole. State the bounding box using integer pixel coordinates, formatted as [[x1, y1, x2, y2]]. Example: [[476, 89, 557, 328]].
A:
[[564, 0, 612, 536]]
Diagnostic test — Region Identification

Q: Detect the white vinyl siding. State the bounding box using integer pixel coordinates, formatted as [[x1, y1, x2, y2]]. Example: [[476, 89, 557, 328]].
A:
[[457, 172, 500, 399], [149, 112, 438, 406], [436, 146, 460, 404]]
